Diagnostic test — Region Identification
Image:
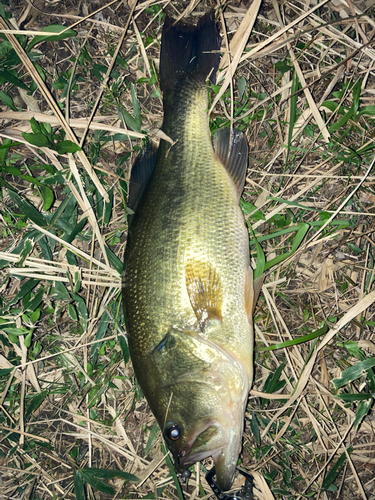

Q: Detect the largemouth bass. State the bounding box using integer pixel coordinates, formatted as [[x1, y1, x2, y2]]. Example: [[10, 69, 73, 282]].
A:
[[123, 11, 255, 491]]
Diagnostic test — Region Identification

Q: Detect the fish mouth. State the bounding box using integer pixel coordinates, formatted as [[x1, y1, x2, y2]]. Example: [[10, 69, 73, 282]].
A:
[[174, 421, 241, 491], [175, 421, 227, 470]]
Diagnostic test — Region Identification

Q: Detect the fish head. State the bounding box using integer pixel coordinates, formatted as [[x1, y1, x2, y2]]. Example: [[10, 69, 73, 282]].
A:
[[147, 327, 249, 491], [161, 381, 244, 491]]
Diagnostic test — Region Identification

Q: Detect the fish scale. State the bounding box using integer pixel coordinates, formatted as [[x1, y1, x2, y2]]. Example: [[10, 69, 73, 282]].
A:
[[123, 10, 255, 491]]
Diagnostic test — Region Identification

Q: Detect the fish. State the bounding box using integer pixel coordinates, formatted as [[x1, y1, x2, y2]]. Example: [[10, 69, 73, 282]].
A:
[[122, 10, 256, 492]]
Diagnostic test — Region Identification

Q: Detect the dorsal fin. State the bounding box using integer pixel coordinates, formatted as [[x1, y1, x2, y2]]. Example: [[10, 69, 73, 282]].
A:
[[185, 258, 222, 331], [128, 143, 158, 213], [214, 128, 248, 200]]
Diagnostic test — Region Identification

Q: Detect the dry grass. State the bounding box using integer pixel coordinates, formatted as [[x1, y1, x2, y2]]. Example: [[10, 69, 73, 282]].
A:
[[1, 0, 375, 499]]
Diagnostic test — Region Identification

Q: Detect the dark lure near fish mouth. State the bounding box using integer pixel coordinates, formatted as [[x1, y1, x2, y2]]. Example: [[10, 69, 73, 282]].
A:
[[123, 10, 256, 492]]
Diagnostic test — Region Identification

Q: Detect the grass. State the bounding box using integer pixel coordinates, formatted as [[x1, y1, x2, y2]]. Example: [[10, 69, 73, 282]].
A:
[[1, 0, 375, 498]]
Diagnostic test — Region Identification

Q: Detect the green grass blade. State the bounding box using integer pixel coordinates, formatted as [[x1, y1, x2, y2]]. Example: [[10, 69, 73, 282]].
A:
[[332, 358, 375, 388], [285, 72, 299, 165], [161, 444, 185, 500], [255, 323, 328, 352], [264, 223, 309, 270], [74, 470, 86, 500], [249, 226, 265, 280]]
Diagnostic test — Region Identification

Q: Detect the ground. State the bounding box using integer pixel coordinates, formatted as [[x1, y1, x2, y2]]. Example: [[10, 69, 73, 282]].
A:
[[1, 0, 375, 499]]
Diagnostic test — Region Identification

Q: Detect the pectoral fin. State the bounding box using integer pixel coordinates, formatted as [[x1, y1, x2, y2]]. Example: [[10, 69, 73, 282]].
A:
[[185, 259, 222, 330], [214, 128, 248, 200]]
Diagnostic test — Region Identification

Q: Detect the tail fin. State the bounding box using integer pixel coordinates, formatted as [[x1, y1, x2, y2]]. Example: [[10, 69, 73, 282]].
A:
[[160, 10, 221, 92]]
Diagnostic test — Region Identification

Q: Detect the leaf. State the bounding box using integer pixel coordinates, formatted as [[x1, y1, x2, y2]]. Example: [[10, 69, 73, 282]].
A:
[[18, 238, 33, 266], [0, 69, 29, 90], [104, 246, 123, 274], [30, 117, 42, 134], [250, 414, 260, 445], [328, 107, 354, 132], [264, 223, 309, 270], [33, 62, 46, 82], [145, 422, 159, 456], [240, 199, 265, 221], [351, 79, 362, 116], [161, 445, 185, 500], [0, 138, 13, 164], [25, 391, 47, 418], [50, 281, 70, 300], [91, 310, 111, 366], [131, 83, 142, 132], [237, 76, 247, 101], [0, 368, 14, 377], [353, 397, 373, 431], [74, 470, 86, 500], [275, 60, 293, 74], [2, 277, 39, 311], [118, 108, 141, 133], [8, 189, 47, 226], [27, 25, 77, 51], [322, 447, 353, 490], [38, 235, 52, 261], [22, 132, 52, 149], [64, 217, 87, 244], [255, 323, 328, 352], [23, 286, 44, 312], [336, 393, 372, 402], [81, 468, 139, 481], [2, 327, 31, 336], [341, 340, 362, 358], [80, 471, 114, 495], [68, 303, 78, 321], [321, 101, 338, 112], [30, 307, 41, 322], [119, 335, 130, 365], [0, 90, 16, 110], [263, 359, 287, 397], [55, 140, 81, 154], [290, 223, 309, 253], [251, 227, 265, 280], [286, 72, 299, 165], [357, 105, 375, 117], [40, 186, 54, 211], [332, 357, 375, 388], [30, 163, 55, 174], [73, 294, 88, 331]]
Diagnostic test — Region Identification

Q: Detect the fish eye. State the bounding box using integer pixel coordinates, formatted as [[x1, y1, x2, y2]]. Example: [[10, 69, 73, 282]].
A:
[[165, 422, 182, 441]]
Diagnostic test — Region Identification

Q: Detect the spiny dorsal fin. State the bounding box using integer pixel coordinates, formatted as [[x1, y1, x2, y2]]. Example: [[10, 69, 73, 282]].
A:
[[185, 259, 222, 330], [128, 143, 158, 213], [214, 128, 248, 200]]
